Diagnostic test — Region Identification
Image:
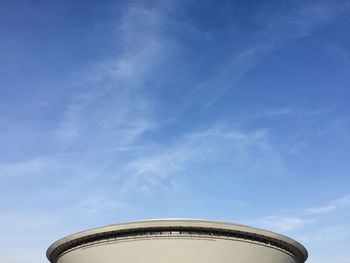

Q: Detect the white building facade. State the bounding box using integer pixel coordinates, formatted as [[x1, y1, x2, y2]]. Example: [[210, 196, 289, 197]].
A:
[[47, 219, 308, 263]]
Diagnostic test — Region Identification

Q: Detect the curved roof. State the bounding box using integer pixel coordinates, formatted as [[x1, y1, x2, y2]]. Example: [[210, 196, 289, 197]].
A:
[[47, 219, 308, 263]]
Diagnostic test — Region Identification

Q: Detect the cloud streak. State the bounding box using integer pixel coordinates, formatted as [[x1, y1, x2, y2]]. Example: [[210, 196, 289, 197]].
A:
[[251, 194, 350, 239], [53, 1, 183, 151], [113, 125, 285, 197], [193, 1, 347, 107], [305, 195, 350, 215], [255, 215, 314, 232], [0, 158, 51, 178]]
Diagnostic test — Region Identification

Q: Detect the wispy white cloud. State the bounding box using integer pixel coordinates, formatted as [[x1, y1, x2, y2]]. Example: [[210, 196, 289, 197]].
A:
[[53, 3, 176, 151], [305, 194, 350, 215], [290, 1, 343, 31], [194, 1, 346, 106], [197, 46, 268, 108], [263, 107, 332, 119], [0, 158, 51, 178], [300, 224, 350, 243], [264, 108, 296, 117], [22, 2, 183, 222], [253, 215, 314, 232], [76, 194, 132, 216], [83, 3, 172, 86], [252, 193, 350, 236], [49, 124, 280, 223], [114, 125, 285, 196], [316, 116, 350, 138], [305, 204, 337, 214], [0, 5, 179, 253]]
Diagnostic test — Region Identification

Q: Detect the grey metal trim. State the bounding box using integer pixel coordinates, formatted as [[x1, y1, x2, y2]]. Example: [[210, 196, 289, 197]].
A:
[[47, 219, 308, 263]]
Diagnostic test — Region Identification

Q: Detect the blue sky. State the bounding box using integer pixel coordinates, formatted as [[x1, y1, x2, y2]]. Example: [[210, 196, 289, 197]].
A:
[[1, 0, 350, 262]]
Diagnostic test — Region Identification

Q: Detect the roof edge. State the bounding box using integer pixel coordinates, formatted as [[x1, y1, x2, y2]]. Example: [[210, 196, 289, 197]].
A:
[[47, 219, 308, 263]]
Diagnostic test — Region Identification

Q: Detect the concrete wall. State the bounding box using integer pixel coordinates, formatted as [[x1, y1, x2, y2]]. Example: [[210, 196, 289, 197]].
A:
[[57, 235, 298, 263]]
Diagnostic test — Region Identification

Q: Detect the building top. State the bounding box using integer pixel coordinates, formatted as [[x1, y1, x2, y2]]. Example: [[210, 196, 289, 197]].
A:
[[47, 219, 308, 263]]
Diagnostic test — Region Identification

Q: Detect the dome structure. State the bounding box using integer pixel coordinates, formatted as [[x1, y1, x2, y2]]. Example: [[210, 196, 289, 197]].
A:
[[47, 219, 308, 263]]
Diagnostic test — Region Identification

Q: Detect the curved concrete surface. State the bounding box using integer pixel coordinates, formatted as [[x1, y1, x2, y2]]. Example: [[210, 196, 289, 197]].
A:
[[47, 219, 308, 263]]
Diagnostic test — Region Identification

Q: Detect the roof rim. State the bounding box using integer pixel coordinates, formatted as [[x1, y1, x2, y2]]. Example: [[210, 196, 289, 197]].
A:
[[47, 219, 308, 263]]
